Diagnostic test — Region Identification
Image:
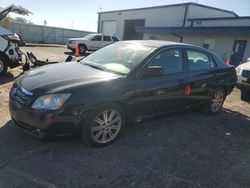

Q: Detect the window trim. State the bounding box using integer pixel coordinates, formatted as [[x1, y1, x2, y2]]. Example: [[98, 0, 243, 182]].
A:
[[91, 35, 102, 41], [184, 48, 217, 71], [112, 36, 119, 42], [136, 47, 186, 79], [208, 54, 218, 68], [103, 35, 112, 42]]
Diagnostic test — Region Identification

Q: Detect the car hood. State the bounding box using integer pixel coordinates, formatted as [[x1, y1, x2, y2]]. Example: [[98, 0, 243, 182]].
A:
[[68, 38, 87, 41], [237, 62, 250, 70], [16, 62, 123, 93]]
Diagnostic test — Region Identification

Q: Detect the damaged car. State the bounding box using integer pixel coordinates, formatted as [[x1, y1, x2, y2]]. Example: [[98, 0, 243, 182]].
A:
[[0, 4, 31, 75]]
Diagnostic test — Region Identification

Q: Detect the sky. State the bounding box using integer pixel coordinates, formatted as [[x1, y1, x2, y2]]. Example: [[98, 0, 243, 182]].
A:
[[1, 0, 249, 32]]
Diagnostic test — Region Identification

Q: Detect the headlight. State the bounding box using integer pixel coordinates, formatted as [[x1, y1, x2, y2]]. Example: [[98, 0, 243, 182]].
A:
[[31, 94, 71, 110]]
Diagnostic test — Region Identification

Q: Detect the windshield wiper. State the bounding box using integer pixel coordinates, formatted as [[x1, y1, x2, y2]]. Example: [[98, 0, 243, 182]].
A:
[[82, 62, 126, 76], [83, 63, 106, 71]]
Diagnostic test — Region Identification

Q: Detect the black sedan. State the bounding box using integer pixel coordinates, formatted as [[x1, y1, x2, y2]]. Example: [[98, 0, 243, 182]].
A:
[[9, 41, 237, 147]]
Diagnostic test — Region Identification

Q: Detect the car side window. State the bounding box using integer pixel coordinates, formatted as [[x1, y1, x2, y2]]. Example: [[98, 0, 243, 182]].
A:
[[187, 50, 212, 70], [91, 35, 102, 41], [103, 36, 112, 41], [112, 37, 119, 41], [146, 49, 183, 74]]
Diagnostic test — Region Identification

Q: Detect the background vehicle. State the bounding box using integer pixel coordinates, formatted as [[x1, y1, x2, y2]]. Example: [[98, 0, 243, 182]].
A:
[[236, 58, 250, 101], [0, 5, 31, 75], [9, 41, 236, 147], [67, 34, 120, 55]]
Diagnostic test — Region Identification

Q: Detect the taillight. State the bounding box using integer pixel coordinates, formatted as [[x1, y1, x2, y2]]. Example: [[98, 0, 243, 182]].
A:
[[2, 33, 20, 43]]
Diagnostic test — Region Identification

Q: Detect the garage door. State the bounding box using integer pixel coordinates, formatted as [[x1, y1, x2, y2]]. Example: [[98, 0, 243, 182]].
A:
[[102, 21, 117, 35]]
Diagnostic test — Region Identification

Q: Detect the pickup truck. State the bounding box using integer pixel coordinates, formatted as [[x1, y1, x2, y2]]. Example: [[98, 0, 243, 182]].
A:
[[67, 34, 120, 55]]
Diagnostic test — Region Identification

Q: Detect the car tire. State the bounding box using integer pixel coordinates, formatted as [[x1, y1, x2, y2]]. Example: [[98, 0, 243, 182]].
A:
[[81, 103, 125, 147], [79, 44, 87, 55], [0, 56, 8, 76], [240, 87, 250, 101], [203, 88, 225, 115]]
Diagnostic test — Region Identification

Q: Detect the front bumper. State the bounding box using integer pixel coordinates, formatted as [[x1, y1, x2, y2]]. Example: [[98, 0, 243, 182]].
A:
[[236, 75, 250, 89], [67, 43, 76, 50], [9, 95, 82, 138]]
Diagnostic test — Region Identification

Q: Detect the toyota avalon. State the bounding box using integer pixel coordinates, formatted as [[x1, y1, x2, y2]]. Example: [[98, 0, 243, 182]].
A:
[[9, 41, 237, 147]]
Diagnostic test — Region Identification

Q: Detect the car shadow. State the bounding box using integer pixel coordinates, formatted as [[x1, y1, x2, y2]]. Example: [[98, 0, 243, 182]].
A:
[[0, 72, 22, 85], [1, 108, 250, 187]]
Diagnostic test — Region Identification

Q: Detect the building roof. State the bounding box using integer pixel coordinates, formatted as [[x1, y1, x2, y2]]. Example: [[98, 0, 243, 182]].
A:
[[98, 2, 238, 17], [188, 16, 250, 21]]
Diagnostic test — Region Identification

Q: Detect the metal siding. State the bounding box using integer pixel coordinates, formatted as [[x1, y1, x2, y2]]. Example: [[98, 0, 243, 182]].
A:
[[187, 4, 236, 20], [99, 6, 186, 40], [8, 22, 93, 44]]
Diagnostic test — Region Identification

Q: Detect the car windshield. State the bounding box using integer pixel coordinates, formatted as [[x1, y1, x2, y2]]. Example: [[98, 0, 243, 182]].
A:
[[82, 34, 95, 40], [81, 42, 154, 75]]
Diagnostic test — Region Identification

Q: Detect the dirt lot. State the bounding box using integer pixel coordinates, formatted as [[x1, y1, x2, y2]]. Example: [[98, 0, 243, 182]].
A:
[[0, 45, 250, 187]]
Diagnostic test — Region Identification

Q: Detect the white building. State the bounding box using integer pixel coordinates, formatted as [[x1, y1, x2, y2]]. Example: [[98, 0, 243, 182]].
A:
[[98, 2, 250, 66]]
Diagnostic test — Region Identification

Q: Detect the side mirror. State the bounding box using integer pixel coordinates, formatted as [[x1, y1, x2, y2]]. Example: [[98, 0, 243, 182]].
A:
[[140, 66, 164, 78]]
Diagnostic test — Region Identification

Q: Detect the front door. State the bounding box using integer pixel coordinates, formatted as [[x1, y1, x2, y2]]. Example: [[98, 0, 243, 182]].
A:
[[230, 40, 247, 66], [89, 35, 103, 50], [134, 48, 188, 118]]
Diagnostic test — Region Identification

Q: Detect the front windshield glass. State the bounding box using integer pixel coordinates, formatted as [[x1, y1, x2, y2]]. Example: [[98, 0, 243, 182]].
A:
[[81, 42, 154, 75], [82, 34, 95, 40]]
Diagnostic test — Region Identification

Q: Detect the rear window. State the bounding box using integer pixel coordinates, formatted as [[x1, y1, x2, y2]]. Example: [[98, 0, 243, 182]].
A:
[[112, 36, 119, 42]]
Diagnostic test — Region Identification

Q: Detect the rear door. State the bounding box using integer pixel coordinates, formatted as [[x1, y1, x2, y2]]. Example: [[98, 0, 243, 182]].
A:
[[185, 48, 219, 105], [134, 47, 188, 117], [102, 35, 113, 47]]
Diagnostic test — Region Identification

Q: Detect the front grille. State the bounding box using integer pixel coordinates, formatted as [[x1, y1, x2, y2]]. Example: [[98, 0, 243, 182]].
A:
[[242, 70, 250, 78], [10, 86, 33, 108]]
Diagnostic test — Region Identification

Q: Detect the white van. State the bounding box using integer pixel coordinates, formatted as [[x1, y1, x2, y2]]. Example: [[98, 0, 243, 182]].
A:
[[0, 5, 31, 75]]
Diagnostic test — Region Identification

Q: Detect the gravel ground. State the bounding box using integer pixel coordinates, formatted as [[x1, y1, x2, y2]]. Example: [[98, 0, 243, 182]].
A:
[[0, 45, 250, 188]]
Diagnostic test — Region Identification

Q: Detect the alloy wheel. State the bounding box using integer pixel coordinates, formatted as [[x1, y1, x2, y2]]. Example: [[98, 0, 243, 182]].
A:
[[0, 59, 4, 73], [211, 90, 224, 112], [91, 109, 122, 144]]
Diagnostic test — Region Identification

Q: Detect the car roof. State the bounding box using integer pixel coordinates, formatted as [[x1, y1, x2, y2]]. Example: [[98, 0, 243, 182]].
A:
[[122, 40, 200, 49]]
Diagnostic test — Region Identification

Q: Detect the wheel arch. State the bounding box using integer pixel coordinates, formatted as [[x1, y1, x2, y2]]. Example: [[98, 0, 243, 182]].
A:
[[0, 51, 11, 66], [78, 43, 88, 50]]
